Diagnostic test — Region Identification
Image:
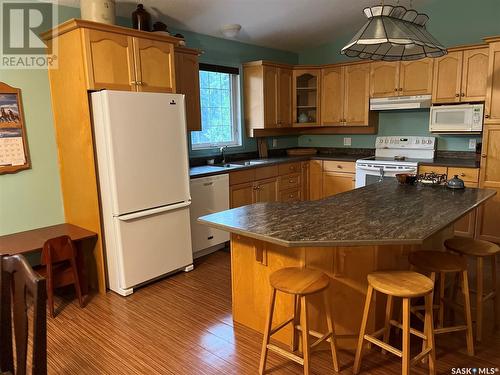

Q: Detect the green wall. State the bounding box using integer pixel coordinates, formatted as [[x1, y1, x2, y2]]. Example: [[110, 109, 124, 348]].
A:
[[0, 6, 80, 236], [297, 0, 500, 151]]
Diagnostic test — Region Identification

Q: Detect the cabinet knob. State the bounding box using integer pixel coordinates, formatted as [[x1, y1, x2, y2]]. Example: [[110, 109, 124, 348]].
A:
[[481, 154, 487, 158], [289, 194, 294, 198], [137, 81, 144, 86], [461, 173, 466, 177], [289, 179, 294, 183], [394, 88, 398, 91], [130, 81, 137, 85], [485, 114, 490, 118], [398, 88, 402, 91], [337, 165, 343, 169], [455, 93, 460, 97], [461, 93, 465, 97]]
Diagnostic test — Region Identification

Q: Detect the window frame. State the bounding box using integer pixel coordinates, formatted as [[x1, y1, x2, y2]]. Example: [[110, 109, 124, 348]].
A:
[[191, 66, 242, 150]]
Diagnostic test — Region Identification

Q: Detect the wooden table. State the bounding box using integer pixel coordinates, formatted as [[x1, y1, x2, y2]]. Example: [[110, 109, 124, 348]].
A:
[[0, 223, 98, 293]]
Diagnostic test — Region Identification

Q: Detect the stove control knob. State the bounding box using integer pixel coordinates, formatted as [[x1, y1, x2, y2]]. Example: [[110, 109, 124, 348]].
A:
[[415, 139, 420, 144]]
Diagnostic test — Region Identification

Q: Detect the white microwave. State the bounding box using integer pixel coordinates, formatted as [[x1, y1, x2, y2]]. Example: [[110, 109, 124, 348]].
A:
[[429, 104, 484, 133]]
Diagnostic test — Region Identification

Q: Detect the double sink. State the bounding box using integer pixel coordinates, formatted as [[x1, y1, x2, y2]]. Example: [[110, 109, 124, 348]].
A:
[[216, 160, 269, 169]]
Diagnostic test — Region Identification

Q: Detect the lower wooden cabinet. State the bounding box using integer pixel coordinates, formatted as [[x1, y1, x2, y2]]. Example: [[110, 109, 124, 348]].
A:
[[230, 182, 255, 208], [323, 172, 355, 197], [476, 187, 500, 242], [255, 178, 279, 203]]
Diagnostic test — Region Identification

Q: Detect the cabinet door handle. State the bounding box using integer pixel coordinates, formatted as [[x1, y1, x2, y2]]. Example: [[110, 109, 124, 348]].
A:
[[481, 154, 487, 158], [137, 81, 144, 86], [455, 93, 460, 97], [461, 173, 466, 177], [289, 179, 294, 183], [337, 165, 343, 169], [461, 93, 465, 97], [394, 88, 398, 91], [398, 88, 402, 91], [130, 81, 137, 85], [485, 114, 490, 118]]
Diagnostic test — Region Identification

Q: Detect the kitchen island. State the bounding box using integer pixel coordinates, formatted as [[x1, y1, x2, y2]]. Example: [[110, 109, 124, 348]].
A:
[[199, 181, 496, 348]]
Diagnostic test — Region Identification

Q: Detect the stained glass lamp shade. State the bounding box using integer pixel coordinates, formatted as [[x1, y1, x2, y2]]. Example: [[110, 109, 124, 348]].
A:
[[341, 5, 447, 61]]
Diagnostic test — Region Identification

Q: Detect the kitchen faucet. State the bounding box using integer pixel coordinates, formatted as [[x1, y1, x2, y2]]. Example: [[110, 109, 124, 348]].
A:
[[219, 146, 228, 164]]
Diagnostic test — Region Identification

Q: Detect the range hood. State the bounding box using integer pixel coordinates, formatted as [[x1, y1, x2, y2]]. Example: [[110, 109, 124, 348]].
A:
[[370, 95, 432, 111]]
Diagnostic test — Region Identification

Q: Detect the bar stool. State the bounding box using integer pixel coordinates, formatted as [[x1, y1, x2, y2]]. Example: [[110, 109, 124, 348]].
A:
[[409, 250, 474, 356], [444, 237, 499, 342], [259, 267, 339, 375], [353, 271, 436, 375]]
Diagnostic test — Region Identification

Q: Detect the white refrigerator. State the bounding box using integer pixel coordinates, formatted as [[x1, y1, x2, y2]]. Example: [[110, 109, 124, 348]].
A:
[[91, 90, 193, 296]]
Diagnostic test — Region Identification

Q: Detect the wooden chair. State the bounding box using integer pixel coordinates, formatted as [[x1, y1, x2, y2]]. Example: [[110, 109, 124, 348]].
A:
[[259, 267, 339, 375], [444, 237, 499, 342], [36, 235, 84, 318], [409, 250, 474, 356], [353, 271, 436, 375], [0, 254, 47, 375]]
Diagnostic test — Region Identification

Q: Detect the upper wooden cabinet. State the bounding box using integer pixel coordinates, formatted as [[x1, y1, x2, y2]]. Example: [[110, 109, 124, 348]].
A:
[[432, 47, 489, 104], [243, 61, 293, 136], [485, 40, 500, 123], [175, 47, 201, 131], [82, 27, 176, 93], [83, 29, 136, 91], [293, 68, 321, 126], [344, 64, 371, 126], [370, 61, 399, 98], [399, 59, 434, 96], [322, 63, 373, 127], [321, 66, 344, 125], [370, 59, 433, 98], [133, 38, 175, 93]]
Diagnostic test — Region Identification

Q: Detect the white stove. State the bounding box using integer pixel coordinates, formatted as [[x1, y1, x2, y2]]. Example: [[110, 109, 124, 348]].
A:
[[355, 136, 436, 188]]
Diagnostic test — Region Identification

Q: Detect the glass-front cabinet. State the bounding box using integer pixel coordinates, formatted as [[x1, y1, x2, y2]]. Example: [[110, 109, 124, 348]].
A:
[[293, 69, 321, 126]]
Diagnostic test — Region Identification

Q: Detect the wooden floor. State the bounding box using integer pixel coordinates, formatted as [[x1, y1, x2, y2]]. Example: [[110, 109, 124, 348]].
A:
[[45, 250, 500, 374]]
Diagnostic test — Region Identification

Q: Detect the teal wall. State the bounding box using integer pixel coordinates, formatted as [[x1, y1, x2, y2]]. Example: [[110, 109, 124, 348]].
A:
[[297, 0, 500, 151]]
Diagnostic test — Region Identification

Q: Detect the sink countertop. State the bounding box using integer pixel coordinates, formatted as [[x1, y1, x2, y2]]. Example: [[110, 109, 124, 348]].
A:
[[199, 180, 496, 247]]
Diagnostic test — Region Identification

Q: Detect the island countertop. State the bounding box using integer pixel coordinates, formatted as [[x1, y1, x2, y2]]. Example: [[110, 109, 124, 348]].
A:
[[199, 181, 496, 248]]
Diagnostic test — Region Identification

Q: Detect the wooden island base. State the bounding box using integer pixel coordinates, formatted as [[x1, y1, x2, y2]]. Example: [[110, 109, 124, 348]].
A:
[[230, 227, 454, 349]]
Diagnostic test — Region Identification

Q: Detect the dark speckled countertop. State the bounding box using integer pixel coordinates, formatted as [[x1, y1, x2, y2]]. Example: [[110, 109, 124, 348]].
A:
[[199, 180, 496, 248], [189, 149, 479, 179]]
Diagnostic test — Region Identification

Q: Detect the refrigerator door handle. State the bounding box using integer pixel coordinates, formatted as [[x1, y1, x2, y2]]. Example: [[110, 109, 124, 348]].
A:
[[118, 201, 191, 221]]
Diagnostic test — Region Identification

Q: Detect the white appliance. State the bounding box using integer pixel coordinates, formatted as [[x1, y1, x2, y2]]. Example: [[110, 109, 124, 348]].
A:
[[190, 174, 230, 258], [370, 95, 432, 111], [429, 103, 484, 133], [91, 90, 193, 296], [355, 136, 436, 188]]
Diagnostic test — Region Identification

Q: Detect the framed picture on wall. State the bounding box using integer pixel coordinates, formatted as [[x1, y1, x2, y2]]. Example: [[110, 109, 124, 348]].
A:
[[0, 82, 31, 174]]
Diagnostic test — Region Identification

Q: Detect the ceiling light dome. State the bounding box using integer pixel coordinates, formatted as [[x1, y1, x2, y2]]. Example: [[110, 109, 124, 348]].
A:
[[341, 5, 447, 61], [221, 24, 242, 38]]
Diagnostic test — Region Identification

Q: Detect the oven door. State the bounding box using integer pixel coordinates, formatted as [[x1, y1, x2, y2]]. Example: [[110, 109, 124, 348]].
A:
[[355, 164, 417, 188]]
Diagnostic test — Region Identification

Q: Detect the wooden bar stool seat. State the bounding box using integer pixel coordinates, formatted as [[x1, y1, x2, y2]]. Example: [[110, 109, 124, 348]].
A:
[[353, 271, 436, 375], [409, 251, 474, 356], [444, 237, 499, 342], [259, 267, 339, 375]]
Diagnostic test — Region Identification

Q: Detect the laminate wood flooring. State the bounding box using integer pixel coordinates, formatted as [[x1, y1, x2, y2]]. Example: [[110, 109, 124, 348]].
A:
[[43, 250, 500, 374]]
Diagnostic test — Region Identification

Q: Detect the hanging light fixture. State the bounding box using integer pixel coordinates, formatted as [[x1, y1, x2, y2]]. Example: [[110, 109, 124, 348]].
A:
[[341, 4, 447, 61]]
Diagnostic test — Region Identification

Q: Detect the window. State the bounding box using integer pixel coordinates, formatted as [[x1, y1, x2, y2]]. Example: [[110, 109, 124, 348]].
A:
[[190, 64, 241, 149]]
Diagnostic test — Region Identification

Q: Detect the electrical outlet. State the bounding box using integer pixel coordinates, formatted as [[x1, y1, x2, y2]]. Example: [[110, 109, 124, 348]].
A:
[[469, 139, 477, 150], [272, 138, 278, 148], [343, 137, 352, 146]]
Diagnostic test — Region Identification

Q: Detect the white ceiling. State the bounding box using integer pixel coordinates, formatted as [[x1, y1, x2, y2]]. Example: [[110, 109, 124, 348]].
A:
[[64, 0, 432, 52]]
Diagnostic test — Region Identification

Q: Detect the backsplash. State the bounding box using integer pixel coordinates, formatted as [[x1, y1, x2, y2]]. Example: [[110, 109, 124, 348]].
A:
[[298, 109, 482, 151]]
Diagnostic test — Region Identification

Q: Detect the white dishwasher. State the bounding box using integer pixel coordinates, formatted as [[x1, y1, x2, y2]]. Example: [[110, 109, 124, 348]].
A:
[[189, 174, 230, 258]]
